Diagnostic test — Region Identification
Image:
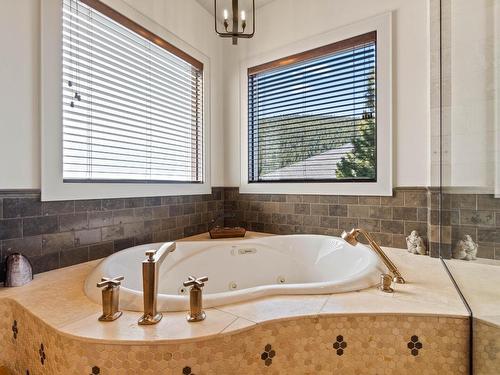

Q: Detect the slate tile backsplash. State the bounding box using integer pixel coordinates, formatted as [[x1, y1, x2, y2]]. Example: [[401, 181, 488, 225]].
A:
[[224, 187, 429, 250], [0, 188, 224, 281], [442, 193, 500, 260], [2, 186, 499, 281]]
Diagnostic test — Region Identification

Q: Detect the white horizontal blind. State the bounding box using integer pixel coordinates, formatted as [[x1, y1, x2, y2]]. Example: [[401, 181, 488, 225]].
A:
[[248, 33, 376, 183], [62, 0, 203, 182]]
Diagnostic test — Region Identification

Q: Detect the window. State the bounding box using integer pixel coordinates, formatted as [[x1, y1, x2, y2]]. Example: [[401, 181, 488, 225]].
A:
[[248, 32, 376, 183], [62, 0, 203, 183]]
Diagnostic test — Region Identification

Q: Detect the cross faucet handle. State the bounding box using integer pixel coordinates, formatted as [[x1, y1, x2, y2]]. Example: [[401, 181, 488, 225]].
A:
[[183, 276, 208, 288], [97, 276, 124, 288]]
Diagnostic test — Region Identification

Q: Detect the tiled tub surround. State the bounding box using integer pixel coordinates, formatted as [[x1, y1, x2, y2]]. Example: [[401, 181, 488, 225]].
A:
[[0, 233, 470, 374], [2, 187, 499, 279], [0, 188, 225, 280], [0, 299, 468, 375], [224, 187, 430, 250]]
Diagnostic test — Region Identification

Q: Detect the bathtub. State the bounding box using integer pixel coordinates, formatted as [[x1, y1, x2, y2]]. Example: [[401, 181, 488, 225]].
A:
[[85, 235, 385, 312]]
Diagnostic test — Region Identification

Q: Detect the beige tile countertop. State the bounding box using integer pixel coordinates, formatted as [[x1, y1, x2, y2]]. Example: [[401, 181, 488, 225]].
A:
[[444, 258, 500, 328], [0, 232, 469, 344]]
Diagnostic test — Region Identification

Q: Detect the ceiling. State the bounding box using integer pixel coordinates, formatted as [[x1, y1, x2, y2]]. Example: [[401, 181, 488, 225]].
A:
[[196, 0, 276, 19]]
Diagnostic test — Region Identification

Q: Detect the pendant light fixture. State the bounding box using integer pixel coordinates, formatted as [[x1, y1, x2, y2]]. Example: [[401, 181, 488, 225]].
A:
[[214, 0, 255, 45]]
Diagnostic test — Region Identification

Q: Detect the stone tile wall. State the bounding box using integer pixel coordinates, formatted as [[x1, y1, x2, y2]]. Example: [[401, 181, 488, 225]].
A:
[[3, 186, 498, 279], [0, 188, 224, 281], [442, 193, 500, 260], [224, 187, 429, 250]]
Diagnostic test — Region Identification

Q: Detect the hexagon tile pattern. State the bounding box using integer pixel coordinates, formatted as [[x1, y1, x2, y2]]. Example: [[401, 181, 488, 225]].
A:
[[407, 335, 423, 356], [0, 299, 470, 375], [333, 335, 347, 356], [474, 319, 500, 374], [261, 344, 276, 366]]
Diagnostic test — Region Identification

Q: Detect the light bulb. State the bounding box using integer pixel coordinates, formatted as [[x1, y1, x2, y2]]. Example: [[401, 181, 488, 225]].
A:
[[241, 10, 246, 21], [223, 9, 228, 20]]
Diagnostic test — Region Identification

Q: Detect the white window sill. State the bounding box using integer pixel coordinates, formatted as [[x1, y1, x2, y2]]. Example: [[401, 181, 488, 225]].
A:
[[239, 181, 392, 196]]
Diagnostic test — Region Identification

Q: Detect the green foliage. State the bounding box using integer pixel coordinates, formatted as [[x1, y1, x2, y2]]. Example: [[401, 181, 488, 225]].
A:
[[335, 70, 376, 179]]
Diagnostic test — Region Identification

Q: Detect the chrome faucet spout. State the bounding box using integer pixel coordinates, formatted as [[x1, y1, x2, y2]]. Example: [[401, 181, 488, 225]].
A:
[[341, 228, 405, 284], [148, 242, 176, 265], [138, 242, 176, 325]]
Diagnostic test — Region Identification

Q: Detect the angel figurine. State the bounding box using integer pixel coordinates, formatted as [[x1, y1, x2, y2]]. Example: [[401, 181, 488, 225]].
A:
[[453, 235, 478, 261], [406, 230, 427, 255]]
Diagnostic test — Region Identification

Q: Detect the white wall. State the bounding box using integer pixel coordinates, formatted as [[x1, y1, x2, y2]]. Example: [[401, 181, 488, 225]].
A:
[[222, 0, 430, 188], [0, 0, 431, 192], [0, 0, 226, 190], [0, 0, 41, 189], [442, 0, 497, 191]]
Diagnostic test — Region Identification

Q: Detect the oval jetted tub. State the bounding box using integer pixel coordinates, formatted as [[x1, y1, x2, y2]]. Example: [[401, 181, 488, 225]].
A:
[[85, 234, 385, 311]]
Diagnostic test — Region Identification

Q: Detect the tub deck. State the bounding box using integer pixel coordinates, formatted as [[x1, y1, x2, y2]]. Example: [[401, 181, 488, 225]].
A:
[[0, 231, 470, 344]]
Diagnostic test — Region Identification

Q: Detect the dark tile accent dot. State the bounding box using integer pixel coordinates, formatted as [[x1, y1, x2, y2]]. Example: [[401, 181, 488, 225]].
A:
[[407, 335, 423, 356], [91, 366, 100, 375], [261, 344, 275, 366], [182, 366, 193, 375], [333, 335, 347, 355], [39, 343, 46, 365], [12, 320, 18, 339]]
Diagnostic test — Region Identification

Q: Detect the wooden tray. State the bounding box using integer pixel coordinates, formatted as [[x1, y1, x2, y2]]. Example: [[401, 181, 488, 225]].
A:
[[209, 226, 246, 239]]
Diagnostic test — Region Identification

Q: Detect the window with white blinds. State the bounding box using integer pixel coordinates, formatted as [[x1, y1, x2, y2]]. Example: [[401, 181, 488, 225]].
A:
[[248, 32, 376, 183], [62, 0, 203, 183]]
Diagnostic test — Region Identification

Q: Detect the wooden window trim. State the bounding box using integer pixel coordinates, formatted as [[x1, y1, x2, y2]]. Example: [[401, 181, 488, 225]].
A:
[[248, 31, 376, 76], [79, 0, 203, 71]]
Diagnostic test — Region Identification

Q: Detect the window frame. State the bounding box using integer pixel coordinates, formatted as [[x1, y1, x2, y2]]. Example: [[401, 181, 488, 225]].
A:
[[247, 31, 377, 184], [239, 13, 392, 195], [41, 0, 211, 201]]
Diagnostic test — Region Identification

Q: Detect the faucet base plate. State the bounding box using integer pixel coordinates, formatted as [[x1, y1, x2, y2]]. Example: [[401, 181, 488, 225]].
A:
[[98, 311, 123, 322], [138, 312, 163, 325], [187, 311, 206, 322]]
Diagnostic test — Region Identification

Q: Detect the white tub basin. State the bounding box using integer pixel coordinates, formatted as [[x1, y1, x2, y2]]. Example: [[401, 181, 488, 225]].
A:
[[85, 234, 385, 312]]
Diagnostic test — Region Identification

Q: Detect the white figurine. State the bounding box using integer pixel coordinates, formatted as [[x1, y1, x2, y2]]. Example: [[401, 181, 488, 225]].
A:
[[453, 235, 478, 261], [406, 230, 427, 255]]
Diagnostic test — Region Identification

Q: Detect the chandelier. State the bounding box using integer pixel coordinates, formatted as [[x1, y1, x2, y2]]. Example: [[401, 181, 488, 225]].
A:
[[214, 0, 255, 45]]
